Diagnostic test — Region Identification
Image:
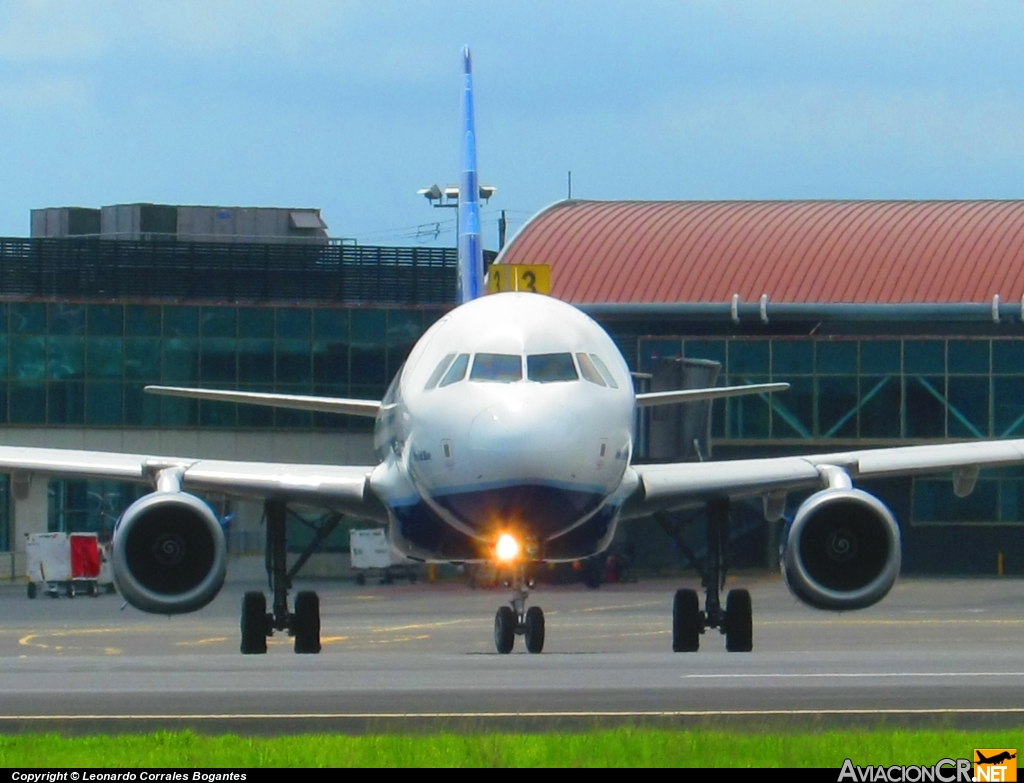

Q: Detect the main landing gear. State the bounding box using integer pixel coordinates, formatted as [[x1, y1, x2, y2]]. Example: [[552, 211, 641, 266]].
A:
[[241, 499, 329, 654], [658, 498, 753, 653], [494, 567, 545, 654]]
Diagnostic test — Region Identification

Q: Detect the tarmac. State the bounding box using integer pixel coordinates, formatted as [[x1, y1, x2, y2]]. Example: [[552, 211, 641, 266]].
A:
[[0, 573, 1022, 734]]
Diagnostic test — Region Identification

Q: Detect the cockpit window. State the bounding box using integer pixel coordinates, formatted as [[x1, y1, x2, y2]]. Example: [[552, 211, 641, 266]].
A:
[[527, 353, 578, 382], [589, 354, 619, 388], [575, 353, 606, 386], [470, 353, 523, 383], [425, 353, 456, 390], [438, 353, 470, 387]]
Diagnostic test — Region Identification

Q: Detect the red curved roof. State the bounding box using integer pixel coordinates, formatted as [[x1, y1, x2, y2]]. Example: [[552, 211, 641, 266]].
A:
[[496, 200, 1024, 304]]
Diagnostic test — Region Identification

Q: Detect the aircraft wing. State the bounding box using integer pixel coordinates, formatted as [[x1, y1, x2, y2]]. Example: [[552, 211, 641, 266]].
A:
[[145, 386, 381, 418], [635, 382, 788, 407], [0, 445, 384, 521], [624, 438, 1024, 518]]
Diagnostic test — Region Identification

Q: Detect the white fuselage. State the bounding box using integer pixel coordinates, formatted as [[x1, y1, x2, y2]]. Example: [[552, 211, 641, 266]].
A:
[[369, 293, 638, 562]]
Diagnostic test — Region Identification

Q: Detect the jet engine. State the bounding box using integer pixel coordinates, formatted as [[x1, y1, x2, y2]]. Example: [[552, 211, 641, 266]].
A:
[[782, 488, 901, 610], [111, 491, 227, 614]]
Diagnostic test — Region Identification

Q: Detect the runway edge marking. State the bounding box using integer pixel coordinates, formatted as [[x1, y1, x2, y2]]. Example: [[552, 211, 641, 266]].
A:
[[683, 672, 1024, 679], [4, 708, 1024, 721]]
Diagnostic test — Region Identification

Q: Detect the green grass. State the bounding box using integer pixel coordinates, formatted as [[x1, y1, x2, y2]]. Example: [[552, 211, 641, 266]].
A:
[[0, 728, 1019, 767]]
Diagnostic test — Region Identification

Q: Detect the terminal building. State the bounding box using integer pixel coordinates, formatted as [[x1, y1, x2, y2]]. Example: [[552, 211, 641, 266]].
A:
[[499, 199, 1024, 575], [1, 199, 1022, 577], [1, 204, 466, 576]]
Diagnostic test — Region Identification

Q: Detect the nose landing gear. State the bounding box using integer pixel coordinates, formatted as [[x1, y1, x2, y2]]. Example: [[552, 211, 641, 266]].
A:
[[493, 567, 545, 654], [659, 498, 753, 653]]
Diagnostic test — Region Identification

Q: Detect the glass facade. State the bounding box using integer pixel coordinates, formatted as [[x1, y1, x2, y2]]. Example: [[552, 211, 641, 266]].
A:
[[0, 303, 444, 430], [911, 468, 1024, 525], [47, 479, 145, 538], [0, 475, 8, 552], [641, 336, 1022, 442], [45, 477, 351, 555], [45, 478, 241, 547], [641, 336, 1024, 527], [10, 305, 1024, 538]]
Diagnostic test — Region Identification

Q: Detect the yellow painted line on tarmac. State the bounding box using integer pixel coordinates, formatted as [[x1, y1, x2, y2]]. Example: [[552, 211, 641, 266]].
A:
[[4, 707, 1024, 721], [580, 601, 664, 613], [321, 636, 349, 644], [175, 637, 229, 647], [329, 634, 431, 648], [19, 627, 140, 650], [367, 618, 478, 633], [581, 630, 670, 639], [367, 634, 431, 645], [327, 630, 432, 642]]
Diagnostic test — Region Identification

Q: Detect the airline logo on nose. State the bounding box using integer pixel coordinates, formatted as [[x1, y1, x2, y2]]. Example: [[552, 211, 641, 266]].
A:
[[975, 750, 1017, 782]]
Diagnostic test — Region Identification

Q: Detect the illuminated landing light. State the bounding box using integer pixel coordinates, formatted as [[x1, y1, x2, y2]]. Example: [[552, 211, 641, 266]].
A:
[[495, 533, 520, 562]]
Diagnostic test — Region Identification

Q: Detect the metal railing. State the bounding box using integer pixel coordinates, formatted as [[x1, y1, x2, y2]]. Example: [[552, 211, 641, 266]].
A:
[[0, 238, 493, 305]]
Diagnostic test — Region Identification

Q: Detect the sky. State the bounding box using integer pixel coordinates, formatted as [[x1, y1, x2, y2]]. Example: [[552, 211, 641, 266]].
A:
[[1, 1, 1023, 248]]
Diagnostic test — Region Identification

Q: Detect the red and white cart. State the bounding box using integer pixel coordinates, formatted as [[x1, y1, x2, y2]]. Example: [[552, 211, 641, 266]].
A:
[[25, 532, 104, 598]]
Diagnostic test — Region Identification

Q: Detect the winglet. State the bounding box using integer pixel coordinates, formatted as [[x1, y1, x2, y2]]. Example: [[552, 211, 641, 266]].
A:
[[457, 45, 485, 303]]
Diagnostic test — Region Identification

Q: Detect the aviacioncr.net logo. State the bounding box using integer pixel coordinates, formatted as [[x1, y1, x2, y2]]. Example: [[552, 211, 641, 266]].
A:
[[839, 758, 973, 782], [974, 749, 1017, 782]]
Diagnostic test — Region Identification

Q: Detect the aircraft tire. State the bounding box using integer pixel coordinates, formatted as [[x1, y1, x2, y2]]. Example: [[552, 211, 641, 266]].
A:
[[494, 606, 515, 654], [355, 573, 366, 586], [293, 591, 322, 654], [672, 588, 700, 652], [240, 591, 268, 655], [27, 583, 36, 599], [725, 589, 753, 652], [524, 606, 545, 654]]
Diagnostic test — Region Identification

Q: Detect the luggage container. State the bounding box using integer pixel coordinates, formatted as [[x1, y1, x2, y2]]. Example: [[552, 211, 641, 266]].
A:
[[349, 528, 418, 586], [25, 532, 103, 598]]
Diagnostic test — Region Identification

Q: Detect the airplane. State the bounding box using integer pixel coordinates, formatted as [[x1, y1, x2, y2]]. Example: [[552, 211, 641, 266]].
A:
[[977, 752, 1016, 765], [5, 46, 1024, 656]]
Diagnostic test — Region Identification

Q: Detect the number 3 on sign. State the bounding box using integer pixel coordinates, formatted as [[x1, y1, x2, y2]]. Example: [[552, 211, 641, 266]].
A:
[[486, 264, 551, 295]]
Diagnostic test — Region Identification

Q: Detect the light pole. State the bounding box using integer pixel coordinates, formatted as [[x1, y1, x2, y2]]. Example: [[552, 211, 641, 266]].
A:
[[417, 184, 496, 242]]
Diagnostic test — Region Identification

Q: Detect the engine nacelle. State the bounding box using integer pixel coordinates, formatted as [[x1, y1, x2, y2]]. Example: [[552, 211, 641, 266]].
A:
[[111, 491, 227, 614], [782, 488, 901, 611]]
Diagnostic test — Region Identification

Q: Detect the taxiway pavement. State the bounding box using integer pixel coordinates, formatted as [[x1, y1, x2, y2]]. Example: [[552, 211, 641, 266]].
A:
[[0, 575, 1022, 733]]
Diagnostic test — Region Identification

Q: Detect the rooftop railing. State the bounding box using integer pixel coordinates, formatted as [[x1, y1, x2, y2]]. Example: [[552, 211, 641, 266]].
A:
[[0, 238, 485, 305]]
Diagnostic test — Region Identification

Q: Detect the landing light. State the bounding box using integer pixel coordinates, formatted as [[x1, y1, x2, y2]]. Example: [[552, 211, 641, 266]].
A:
[[495, 533, 520, 562]]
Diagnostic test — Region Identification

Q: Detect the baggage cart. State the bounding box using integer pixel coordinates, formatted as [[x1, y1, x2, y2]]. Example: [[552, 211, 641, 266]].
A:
[[25, 532, 103, 598]]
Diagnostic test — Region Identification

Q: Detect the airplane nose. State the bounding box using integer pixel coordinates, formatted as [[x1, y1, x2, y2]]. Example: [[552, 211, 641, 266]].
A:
[[469, 402, 582, 453]]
